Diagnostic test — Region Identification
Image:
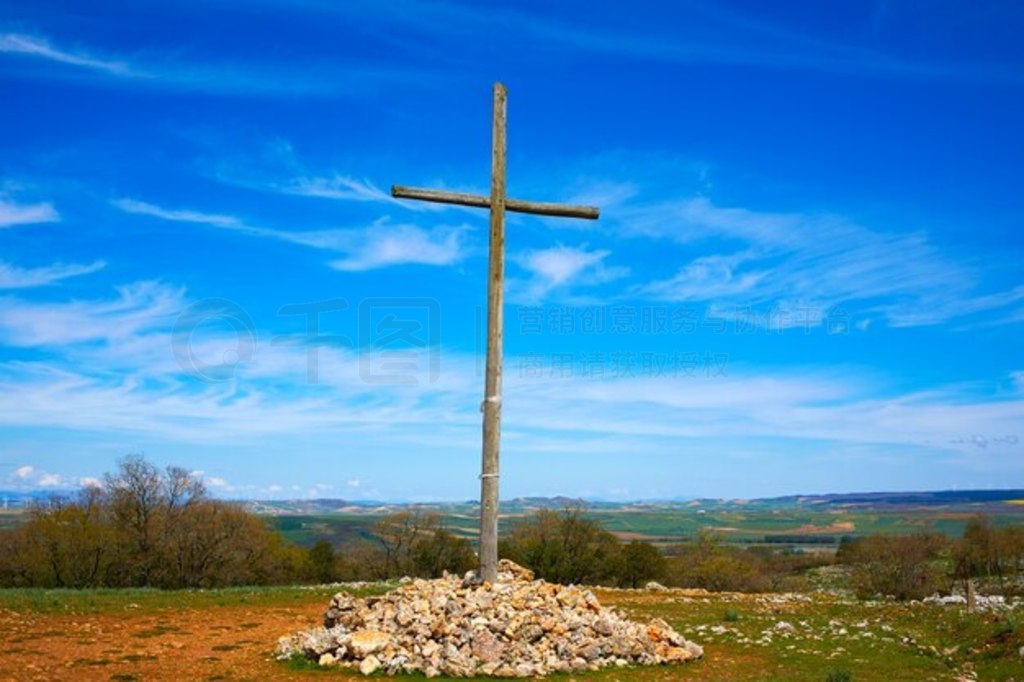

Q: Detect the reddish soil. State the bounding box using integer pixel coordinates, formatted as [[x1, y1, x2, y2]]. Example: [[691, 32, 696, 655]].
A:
[[0, 601, 324, 682], [788, 521, 855, 534]]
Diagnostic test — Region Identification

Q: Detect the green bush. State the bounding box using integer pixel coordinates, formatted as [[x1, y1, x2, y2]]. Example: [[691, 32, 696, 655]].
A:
[[617, 540, 667, 588], [844, 533, 949, 601], [499, 507, 622, 585]]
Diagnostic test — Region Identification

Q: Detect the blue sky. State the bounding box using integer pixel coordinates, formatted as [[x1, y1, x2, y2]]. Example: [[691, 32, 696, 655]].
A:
[[1, 0, 1022, 501]]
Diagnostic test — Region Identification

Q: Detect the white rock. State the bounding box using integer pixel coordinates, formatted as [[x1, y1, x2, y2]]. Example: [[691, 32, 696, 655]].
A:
[[359, 655, 381, 675], [281, 560, 702, 677]]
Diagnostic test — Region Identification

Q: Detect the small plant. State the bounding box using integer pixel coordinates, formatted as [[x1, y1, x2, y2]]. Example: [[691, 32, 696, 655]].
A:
[[284, 653, 321, 671], [723, 608, 742, 622], [995, 615, 1018, 637], [826, 670, 852, 682]]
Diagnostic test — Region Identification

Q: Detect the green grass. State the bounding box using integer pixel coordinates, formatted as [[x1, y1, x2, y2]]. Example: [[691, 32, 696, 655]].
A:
[[608, 590, 1024, 681], [0, 583, 394, 615]]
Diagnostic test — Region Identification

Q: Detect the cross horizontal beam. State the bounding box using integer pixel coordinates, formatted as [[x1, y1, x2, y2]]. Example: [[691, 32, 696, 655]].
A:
[[391, 184, 599, 220]]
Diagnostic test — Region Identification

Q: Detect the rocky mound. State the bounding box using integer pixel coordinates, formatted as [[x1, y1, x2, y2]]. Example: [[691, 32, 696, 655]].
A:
[[277, 560, 702, 677]]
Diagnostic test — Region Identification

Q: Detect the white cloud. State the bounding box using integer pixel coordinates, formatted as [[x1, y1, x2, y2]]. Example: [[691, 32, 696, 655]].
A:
[[37, 472, 63, 487], [207, 139, 448, 212], [641, 251, 766, 301], [521, 246, 608, 287], [346, 478, 361, 488], [1012, 371, 1024, 392], [0, 281, 479, 444], [9, 465, 95, 491], [328, 222, 466, 271], [0, 260, 106, 289], [563, 181, 639, 212], [0, 272, 1018, 491], [114, 198, 469, 271], [511, 244, 628, 302], [1, 283, 1018, 462], [0, 198, 60, 228], [113, 199, 243, 229], [79, 476, 102, 488], [280, 175, 391, 203], [0, 33, 132, 75], [627, 196, 1021, 328], [0, 281, 185, 347], [0, 32, 427, 96]]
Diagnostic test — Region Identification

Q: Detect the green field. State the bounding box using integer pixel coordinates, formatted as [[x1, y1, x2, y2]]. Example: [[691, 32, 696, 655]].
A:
[[261, 502, 1024, 549], [7, 494, 1024, 550]]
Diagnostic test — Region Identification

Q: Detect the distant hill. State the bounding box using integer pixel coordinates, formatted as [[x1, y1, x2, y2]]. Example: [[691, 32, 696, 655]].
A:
[[5, 488, 1023, 515], [243, 495, 597, 516], [0, 489, 76, 509], [764, 489, 1024, 508]]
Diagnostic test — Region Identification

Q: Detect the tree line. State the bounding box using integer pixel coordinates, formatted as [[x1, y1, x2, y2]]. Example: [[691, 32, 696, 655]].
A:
[[3, 457, 1022, 600], [0, 456, 306, 588], [836, 515, 1024, 600], [319, 507, 824, 591]]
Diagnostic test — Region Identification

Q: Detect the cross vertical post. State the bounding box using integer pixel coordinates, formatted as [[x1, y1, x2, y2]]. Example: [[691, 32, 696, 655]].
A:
[[390, 83, 598, 585], [479, 82, 507, 583]]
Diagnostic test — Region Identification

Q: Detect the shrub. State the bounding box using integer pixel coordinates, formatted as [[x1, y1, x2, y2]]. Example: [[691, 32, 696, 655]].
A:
[[499, 507, 621, 585], [336, 510, 476, 580], [0, 455, 307, 589], [844, 533, 949, 601], [617, 540, 667, 588], [307, 540, 338, 583]]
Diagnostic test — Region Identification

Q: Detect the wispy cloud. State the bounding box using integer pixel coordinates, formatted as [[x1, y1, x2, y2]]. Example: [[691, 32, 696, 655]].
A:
[[510, 244, 628, 302], [207, 140, 441, 212], [113, 199, 245, 230], [328, 221, 466, 271], [0, 280, 184, 347], [0, 33, 133, 76], [563, 181, 639, 213], [0, 197, 59, 228], [0, 298, 1019, 461], [279, 175, 391, 203], [1, 280, 1020, 495], [1012, 371, 1024, 392], [113, 198, 469, 270], [621, 196, 1021, 328], [37, 472, 62, 487], [0, 260, 106, 289], [0, 31, 403, 96], [278, 0, 1024, 83]]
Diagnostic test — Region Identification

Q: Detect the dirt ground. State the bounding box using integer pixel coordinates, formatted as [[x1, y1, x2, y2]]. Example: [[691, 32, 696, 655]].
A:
[[0, 590, 724, 682], [2, 587, 997, 682], [0, 599, 321, 682]]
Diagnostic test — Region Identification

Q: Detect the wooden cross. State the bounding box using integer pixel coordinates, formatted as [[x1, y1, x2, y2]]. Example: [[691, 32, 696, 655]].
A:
[[391, 82, 599, 583]]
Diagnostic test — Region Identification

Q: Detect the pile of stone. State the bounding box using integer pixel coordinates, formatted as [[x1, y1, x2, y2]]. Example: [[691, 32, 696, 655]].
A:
[[277, 560, 702, 677]]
